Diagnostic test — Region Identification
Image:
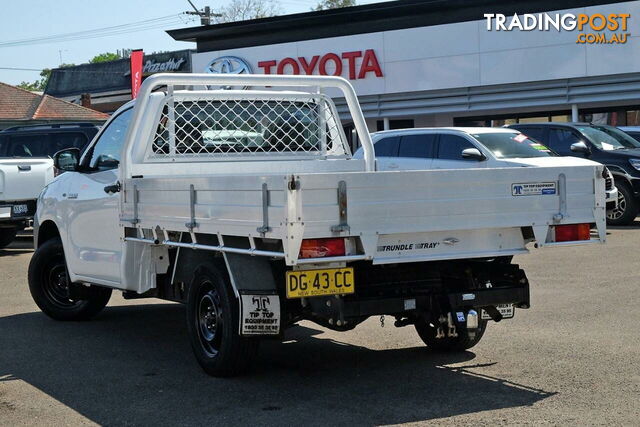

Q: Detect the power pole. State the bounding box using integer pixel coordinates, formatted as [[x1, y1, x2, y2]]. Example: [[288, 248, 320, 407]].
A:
[[185, 1, 221, 25]]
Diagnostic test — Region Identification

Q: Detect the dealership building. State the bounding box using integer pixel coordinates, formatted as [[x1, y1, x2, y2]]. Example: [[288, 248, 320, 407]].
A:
[[168, 0, 640, 150]]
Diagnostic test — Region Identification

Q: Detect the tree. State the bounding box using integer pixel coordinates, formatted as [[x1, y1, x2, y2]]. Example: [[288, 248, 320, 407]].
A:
[[17, 63, 75, 92], [314, 0, 356, 11], [16, 81, 42, 91], [214, 0, 282, 22], [89, 52, 122, 64]]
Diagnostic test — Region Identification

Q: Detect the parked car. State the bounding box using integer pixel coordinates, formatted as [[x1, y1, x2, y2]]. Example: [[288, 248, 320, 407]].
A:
[[30, 74, 605, 377], [0, 123, 100, 248], [354, 127, 617, 216], [507, 122, 640, 225], [618, 126, 640, 143]]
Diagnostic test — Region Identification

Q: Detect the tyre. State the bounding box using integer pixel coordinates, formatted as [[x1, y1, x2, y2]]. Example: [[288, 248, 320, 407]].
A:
[[28, 238, 112, 321], [607, 181, 639, 226], [415, 317, 488, 352], [0, 228, 17, 249], [186, 263, 259, 377]]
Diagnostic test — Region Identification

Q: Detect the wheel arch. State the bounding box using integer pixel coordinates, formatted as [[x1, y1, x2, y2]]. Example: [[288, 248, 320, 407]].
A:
[[37, 220, 61, 248]]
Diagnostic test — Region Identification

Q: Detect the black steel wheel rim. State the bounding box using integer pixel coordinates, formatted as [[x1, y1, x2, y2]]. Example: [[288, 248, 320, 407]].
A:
[[196, 281, 223, 357], [42, 257, 80, 308]]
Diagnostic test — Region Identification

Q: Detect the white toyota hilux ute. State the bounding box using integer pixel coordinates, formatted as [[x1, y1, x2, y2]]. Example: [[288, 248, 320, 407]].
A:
[[0, 157, 54, 248], [30, 74, 607, 377]]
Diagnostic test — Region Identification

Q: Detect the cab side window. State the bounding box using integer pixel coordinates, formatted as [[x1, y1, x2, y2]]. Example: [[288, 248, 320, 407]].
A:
[[86, 109, 133, 171], [398, 134, 436, 158], [547, 128, 581, 155], [437, 134, 475, 160], [373, 136, 400, 157]]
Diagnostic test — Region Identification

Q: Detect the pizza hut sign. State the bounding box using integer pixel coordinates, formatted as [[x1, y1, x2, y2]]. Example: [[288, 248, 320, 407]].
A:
[[257, 49, 383, 80]]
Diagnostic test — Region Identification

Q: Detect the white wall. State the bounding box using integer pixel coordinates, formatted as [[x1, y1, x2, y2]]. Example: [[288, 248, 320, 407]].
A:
[[193, 1, 640, 97]]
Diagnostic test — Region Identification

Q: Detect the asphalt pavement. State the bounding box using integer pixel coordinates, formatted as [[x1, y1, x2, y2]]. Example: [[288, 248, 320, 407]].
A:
[[0, 227, 638, 425]]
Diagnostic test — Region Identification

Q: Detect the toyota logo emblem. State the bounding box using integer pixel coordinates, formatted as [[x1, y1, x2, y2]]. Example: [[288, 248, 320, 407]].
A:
[[205, 56, 252, 75], [204, 56, 252, 89]]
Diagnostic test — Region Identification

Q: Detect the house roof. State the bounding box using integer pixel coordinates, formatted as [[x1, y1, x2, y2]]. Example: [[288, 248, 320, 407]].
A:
[[0, 82, 109, 122]]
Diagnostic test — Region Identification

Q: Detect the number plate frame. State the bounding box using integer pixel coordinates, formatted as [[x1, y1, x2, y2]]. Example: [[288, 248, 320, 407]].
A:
[[481, 304, 515, 320], [286, 267, 355, 299], [11, 204, 29, 216]]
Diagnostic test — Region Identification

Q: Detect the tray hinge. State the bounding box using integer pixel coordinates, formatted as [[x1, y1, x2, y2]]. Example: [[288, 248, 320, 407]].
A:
[[256, 182, 271, 235], [185, 184, 198, 230], [122, 183, 139, 225], [331, 180, 350, 233]]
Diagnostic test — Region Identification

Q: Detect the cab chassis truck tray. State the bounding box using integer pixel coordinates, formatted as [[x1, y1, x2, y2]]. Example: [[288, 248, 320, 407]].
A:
[[30, 74, 606, 376]]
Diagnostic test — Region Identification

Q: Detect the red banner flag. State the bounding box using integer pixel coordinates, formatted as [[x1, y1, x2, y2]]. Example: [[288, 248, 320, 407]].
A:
[[130, 49, 144, 99]]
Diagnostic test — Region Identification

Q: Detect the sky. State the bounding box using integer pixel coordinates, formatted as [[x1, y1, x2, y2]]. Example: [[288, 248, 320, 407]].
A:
[[0, 0, 392, 86]]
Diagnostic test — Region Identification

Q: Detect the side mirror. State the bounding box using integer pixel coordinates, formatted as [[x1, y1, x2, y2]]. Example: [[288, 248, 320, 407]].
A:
[[461, 147, 486, 161], [570, 141, 591, 155], [95, 154, 120, 170], [53, 148, 80, 172]]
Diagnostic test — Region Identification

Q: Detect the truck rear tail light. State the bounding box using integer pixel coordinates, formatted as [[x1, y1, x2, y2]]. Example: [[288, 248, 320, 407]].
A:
[[299, 238, 346, 259], [553, 224, 591, 242]]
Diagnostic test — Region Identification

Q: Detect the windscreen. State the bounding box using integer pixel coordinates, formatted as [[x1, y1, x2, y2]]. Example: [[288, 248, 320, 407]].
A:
[[578, 125, 640, 150], [472, 132, 552, 158]]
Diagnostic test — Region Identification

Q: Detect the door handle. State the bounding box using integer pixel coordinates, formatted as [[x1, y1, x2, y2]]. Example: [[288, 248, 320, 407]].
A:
[[388, 163, 399, 169], [104, 181, 121, 194]]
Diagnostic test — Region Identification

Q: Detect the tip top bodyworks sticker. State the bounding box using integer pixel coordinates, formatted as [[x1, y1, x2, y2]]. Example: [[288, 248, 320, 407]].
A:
[[512, 182, 557, 196]]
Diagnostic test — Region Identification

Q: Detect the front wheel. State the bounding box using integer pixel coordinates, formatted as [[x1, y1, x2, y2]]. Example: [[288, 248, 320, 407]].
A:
[[0, 228, 17, 249], [607, 181, 639, 226], [28, 238, 112, 320], [415, 317, 488, 351], [186, 263, 259, 377]]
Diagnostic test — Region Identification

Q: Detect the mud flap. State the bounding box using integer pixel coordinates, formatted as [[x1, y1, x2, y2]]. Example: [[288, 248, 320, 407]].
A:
[[239, 294, 281, 336], [223, 245, 281, 336]]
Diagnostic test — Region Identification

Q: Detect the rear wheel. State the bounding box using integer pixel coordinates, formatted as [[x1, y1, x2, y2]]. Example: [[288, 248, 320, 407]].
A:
[[0, 228, 17, 249], [607, 181, 638, 226], [415, 317, 488, 352], [186, 263, 259, 377], [28, 238, 111, 320]]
